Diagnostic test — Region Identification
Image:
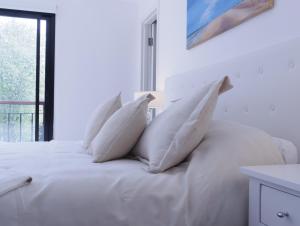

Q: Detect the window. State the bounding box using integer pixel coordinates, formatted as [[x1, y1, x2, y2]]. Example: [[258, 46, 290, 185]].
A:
[[0, 9, 55, 142]]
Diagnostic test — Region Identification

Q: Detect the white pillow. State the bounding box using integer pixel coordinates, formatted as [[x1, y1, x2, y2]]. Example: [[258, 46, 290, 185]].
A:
[[91, 94, 155, 163], [82, 94, 122, 152], [272, 137, 298, 164], [133, 76, 233, 173]]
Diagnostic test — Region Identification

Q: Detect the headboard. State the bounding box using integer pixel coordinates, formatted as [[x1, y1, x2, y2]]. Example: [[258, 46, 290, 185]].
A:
[[166, 37, 300, 159]]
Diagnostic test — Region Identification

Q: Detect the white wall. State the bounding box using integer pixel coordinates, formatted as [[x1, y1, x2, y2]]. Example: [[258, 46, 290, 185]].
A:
[[137, 0, 158, 20], [157, 0, 300, 90], [0, 0, 140, 140], [0, 0, 56, 13], [4, 0, 298, 141], [54, 0, 140, 140]]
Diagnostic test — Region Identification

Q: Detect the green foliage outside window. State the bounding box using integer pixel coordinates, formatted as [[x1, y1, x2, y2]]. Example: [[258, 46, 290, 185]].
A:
[[0, 17, 45, 141]]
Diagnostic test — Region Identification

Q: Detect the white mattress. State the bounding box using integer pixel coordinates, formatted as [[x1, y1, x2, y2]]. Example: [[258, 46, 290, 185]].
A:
[[0, 121, 284, 226]]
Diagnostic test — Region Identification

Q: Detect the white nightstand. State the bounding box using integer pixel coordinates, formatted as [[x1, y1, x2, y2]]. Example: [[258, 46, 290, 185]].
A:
[[241, 165, 300, 226]]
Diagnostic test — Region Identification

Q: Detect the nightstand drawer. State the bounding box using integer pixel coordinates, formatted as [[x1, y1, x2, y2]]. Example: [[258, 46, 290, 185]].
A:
[[261, 185, 300, 226]]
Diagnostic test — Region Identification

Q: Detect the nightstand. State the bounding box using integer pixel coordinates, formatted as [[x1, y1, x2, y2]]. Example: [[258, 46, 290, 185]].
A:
[[241, 165, 300, 226]]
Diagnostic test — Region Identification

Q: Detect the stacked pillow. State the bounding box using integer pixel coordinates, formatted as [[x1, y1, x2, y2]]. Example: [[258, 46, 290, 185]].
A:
[[82, 93, 155, 162], [133, 76, 233, 173], [82, 76, 233, 173], [82, 93, 122, 152]]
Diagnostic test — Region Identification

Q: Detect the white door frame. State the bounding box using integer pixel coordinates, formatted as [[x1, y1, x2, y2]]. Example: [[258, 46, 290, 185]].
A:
[[141, 10, 158, 91]]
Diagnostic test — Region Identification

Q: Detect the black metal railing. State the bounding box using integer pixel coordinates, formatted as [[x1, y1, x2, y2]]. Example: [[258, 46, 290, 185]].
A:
[[0, 101, 44, 142]]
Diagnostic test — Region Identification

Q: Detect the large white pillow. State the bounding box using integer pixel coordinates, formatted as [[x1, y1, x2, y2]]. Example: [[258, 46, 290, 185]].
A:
[[91, 94, 155, 163], [133, 76, 233, 173], [82, 94, 122, 152]]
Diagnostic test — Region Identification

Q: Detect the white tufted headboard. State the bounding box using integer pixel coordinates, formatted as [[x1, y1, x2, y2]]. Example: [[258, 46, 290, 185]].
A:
[[166, 37, 300, 160]]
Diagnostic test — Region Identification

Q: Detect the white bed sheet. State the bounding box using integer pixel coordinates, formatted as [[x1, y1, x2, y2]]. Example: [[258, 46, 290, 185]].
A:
[[0, 121, 283, 226]]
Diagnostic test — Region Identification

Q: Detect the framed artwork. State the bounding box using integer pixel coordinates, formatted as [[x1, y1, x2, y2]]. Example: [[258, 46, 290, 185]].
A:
[[187, 0, 274, 49]]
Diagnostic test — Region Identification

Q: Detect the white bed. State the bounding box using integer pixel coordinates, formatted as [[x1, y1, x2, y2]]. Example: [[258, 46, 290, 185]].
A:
[[1, 38, 299, 226], [0, 120, 284, 226]]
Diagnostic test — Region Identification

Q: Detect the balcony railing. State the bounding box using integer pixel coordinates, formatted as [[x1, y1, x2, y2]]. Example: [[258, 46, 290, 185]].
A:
[[0, 101, 44, 142]]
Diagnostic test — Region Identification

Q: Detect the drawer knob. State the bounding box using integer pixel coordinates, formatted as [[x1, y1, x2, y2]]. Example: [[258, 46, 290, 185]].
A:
[[277, 212, 289, 218]]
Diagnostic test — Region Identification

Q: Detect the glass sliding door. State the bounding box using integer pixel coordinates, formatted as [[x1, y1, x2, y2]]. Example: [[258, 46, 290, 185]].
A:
[[0, 9, 55, 142]]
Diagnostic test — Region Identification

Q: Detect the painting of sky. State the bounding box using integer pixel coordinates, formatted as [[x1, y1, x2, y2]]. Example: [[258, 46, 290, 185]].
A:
[[187, 0, 243, 37], [187, 0, 274, 49]]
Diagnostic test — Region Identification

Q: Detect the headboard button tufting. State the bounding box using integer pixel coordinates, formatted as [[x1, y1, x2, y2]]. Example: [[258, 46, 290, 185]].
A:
[[258, 66, 264, 74], [289, 60, 295, 69], [270, 105, 276, 112]]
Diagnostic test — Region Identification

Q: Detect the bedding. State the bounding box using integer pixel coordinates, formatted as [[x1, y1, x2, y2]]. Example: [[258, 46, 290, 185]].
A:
[[91, 94, 154, 163], [82, 93, 122, 152], [0, 169, 32, 197], [0, 120, 283, 226], [133, 76, 233, 173], [272, 137, 298, 164]]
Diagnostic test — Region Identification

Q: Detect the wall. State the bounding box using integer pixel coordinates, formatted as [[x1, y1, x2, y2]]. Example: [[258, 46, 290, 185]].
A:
[[0, 0, 56, 13], [137, 0, 158, 20], [0, 0, 140, 140], [54, 0, 139, 140], [4, 0, 297, 140], [157, 0, 300, 90]]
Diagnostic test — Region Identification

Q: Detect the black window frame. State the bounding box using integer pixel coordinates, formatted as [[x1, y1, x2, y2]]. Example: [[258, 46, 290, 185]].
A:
[[0, 8, 55, 141]]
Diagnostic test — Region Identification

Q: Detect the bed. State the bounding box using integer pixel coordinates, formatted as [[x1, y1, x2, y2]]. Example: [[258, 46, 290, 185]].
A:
[[0, 120, 288, 226], [1, 38, 300, 226]]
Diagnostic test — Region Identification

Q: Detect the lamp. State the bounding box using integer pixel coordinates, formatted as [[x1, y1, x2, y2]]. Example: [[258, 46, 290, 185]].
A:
[[134, 91, 165, 109]]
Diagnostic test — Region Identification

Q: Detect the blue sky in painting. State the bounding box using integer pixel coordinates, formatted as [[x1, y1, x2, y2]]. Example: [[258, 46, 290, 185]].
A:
[[187, 0, 243, 37]]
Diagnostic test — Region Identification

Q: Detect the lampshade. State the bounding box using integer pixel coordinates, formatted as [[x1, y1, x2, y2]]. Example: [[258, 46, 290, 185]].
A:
[[134, 91, 165, 109]]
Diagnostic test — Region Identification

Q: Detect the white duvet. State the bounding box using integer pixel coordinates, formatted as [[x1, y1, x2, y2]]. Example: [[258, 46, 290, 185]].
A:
[[0, 121, 283, 226]]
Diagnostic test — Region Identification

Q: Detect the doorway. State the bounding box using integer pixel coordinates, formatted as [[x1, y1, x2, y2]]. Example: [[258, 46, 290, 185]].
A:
[[141, 11, 157, 92]]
